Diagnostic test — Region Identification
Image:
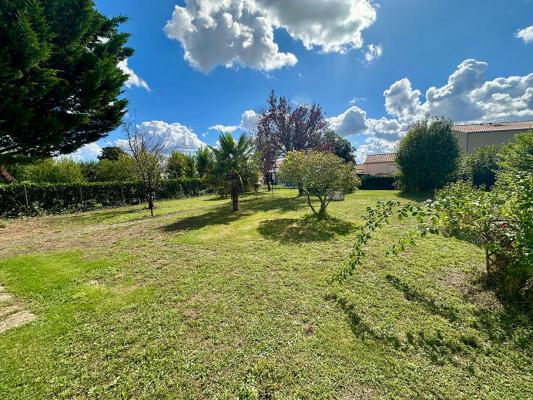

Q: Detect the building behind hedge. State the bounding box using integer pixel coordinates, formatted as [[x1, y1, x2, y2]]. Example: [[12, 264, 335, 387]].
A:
[[452, 120, 533, 154], [358, 120, 533, 177]]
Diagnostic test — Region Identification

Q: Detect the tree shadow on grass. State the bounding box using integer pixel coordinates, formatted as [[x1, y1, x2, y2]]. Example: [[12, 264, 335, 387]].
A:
[[161, 206, 252, 232], [325, 292, 477, 365], [385, 274, 460, 322], [258, 215, 354, 243]]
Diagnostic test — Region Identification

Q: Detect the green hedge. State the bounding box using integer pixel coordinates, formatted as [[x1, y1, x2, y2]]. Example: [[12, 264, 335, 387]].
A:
[[359, 175, 398, 190], [0, 178, 207, 217]]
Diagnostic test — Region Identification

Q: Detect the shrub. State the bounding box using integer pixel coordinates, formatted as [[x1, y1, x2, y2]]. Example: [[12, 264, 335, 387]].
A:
[[19, 158, 86, 184], [459, 145, 500, 188], [338, 132, 532, 306], [279, 151, 360, 218], [0, 178, 206, 217], [397, 117, 460, 192], [359, 175, 397, 190]]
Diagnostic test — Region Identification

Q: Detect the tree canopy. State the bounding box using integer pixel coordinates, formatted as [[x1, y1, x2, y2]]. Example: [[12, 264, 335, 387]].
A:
[[396, 117, 460, 192], [98, 146, 129, 162], [325, 131, 357, 163], [0, 0, 133, 162], [211, 133, 258, 212], [279, 151, 360, 218]]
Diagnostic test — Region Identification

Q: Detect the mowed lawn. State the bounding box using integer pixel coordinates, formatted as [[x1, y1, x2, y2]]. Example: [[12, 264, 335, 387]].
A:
[[1, 190, 531, 399]]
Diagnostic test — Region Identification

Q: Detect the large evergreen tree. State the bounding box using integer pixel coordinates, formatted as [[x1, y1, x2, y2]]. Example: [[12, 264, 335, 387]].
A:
[[0, 0, 133, 163]]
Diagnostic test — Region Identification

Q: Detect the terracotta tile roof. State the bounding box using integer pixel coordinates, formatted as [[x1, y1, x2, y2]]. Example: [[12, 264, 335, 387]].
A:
[[364, 153, 397, 164], [453, 120, 533, 133]]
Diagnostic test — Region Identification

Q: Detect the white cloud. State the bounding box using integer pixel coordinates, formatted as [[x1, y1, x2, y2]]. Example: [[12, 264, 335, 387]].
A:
[[135, 121, 207, 154], [209, 109, 260, 134], [364, 44, 383, 63], [356, 137, 398, 164], [67, 143, 103, 161], [164, 0, 376, 72], [118, 59, 150, 90], [327, 106, 368, 136], [114, 122, 206, 154], [383, 78, 424, 122], [516, 25, 533, 44], [208, 124, 239, 134], [330, 58, 533, 160]]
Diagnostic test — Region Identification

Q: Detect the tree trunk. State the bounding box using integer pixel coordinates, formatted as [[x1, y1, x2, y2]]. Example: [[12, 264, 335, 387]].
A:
[[147, 192, 155, 217], [266, 175, 271, 192], [231, 190, 239, 212], [318, 201, 328, 219]]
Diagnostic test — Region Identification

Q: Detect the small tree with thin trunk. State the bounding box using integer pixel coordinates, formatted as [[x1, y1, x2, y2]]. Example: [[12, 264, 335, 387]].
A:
[[124, 122, 165, 217], [279, 151, 360, 218], [210, 133, 258, 212]]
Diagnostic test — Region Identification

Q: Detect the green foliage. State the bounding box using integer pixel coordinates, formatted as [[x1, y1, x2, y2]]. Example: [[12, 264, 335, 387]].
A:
[[0, 0, 133, 161], [325, 131, 356, 163], [0, 178, 205, 217], [359, 175, 397, 190], [279, 151, 360, 217], [211, 133, 259, 211], [19, 158, 86, 184], [196, 146, 214, 178], [167, 151, 197, 179], [397, 117, 460, 192], [460, 145, 500, 188], [98, 146, 128, 161], [339, 132, 533, 305], [95, 154, 138, 182]]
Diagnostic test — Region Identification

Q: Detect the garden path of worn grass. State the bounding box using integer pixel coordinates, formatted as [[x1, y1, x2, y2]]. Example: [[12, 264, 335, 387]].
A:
[[1, 190, 531, 399]]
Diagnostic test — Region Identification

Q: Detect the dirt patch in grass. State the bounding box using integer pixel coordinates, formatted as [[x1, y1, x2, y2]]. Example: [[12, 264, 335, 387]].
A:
[[0, 285, 35, 334]]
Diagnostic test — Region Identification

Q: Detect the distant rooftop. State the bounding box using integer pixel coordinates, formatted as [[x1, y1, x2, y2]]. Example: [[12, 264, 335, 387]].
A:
[[363, 153, 397, 164], [453, 120, 533, 133]]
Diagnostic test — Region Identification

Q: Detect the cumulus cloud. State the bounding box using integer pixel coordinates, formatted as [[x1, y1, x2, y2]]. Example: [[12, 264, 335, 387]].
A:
[[114, 122, 206, 154], [330, 58, 532, 160], [118, 59, 150, 90], [67, 142, 103, 161], [164, 0, 376, 72], [383, 59, 533, 123], [210, 110, 260, 134], [327, 106, 368, 136], [516, 25, 533, 44], [364, 44, 383, 63], [133, 121, 207, 154]]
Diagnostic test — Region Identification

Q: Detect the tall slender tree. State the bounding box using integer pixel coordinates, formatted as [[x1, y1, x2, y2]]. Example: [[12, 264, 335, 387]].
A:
[[0, 0, 133, 164]]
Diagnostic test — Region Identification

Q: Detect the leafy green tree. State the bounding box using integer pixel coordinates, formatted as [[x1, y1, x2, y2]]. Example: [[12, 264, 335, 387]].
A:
[[325, 131, 356, 163], [167, 151, 196, 179], [460, 145, 500, 188], [98, 146, 128, 161], [279, 151, 360, 218], [96, 154, 138, 182], [211, 133, 258, 212], [397, 117, 460, 192], [20, 158, 86, 183], [196, 146, 214, 178], [0, 0, 133, 164]]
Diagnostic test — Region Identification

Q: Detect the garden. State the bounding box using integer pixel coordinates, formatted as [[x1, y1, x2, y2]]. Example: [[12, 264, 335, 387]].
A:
[[1, 188, 531, 399]]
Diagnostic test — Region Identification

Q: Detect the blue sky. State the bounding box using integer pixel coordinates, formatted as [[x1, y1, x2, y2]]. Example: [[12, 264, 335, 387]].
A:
[[76, 0, 533, 161]]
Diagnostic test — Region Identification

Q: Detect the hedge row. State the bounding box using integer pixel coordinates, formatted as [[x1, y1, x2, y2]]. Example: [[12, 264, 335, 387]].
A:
[[359, 175, 398, 190], [0, 178, 207, 217]]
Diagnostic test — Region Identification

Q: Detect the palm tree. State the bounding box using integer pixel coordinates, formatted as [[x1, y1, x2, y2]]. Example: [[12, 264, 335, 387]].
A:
[[211, 133, 258, 212]]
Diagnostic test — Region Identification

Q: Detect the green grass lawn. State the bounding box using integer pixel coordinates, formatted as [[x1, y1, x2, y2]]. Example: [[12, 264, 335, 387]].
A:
[[1, 189, 531, 399]]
